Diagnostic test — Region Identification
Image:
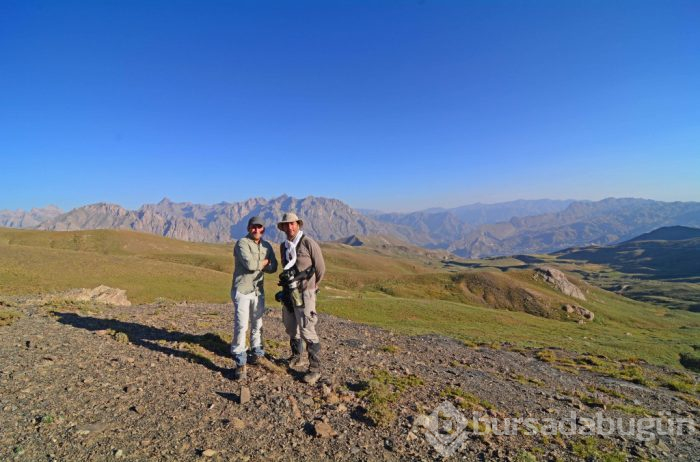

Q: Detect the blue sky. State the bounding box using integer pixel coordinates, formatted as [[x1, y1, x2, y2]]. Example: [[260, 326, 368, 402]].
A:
[[1, 0, 699, 212]]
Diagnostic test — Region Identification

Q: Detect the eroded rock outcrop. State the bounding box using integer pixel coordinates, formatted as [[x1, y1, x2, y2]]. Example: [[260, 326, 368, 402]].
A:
[[43, 285, 131, 306], [533, 266, 586, 300], [562, 303, 594, 322]]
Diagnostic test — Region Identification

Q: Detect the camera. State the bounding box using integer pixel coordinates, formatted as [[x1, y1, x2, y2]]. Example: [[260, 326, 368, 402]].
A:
[[278, 268, 309, 309], [275, 267, 304, 308]]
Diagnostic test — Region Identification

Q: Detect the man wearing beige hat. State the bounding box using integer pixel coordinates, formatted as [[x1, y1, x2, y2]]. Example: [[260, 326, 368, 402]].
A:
[[277, 212, 326, 384]]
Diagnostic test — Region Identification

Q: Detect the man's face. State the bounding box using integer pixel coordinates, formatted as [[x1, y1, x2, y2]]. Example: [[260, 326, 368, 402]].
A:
[[248, 224, 264, 239], [281, 221, 299, 239]]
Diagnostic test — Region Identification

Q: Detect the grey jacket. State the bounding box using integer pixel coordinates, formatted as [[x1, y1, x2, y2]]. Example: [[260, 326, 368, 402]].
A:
[[232, 235, 278, 295], [280, 233, 326, 291]]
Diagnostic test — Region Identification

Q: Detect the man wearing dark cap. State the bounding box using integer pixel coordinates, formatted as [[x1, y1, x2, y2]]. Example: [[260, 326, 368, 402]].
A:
[[230, 216, 278, 380], [277, 212, 326, 384]]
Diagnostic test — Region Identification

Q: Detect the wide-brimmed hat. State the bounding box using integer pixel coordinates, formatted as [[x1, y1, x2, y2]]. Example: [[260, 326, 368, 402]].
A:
[[277, 212, 304, 231], [247, 216, 265, 228]]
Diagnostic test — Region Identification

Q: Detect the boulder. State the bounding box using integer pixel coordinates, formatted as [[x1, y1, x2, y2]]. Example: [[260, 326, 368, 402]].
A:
[[534, 267, 586, 300], [313, 421, 337, 438], [562, 304, 594, 321], [44, 285, 131, 306]]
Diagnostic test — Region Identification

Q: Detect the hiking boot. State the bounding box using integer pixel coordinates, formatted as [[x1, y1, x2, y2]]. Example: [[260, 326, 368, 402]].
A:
[[307, 341, 321, 372], [233, 365, 247, 381], [248, 353, 263, 365], [288, 338, 307, 368], [302, 370, 321, 385], [289, 355, 309, 368], [302, 342, 321, 384]]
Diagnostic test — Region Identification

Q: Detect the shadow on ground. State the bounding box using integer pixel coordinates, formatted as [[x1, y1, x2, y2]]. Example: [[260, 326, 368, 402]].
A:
[[54, 312, 231, 374]]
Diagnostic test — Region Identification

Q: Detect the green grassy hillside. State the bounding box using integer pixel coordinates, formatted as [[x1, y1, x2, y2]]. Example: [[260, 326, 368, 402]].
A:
[[1, 227, 698, 370], [551, 227, 700, 312], [0, 229, 233, 303]]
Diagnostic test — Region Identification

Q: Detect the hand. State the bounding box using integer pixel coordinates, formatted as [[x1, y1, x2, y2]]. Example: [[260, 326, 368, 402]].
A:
[[261, 258, 270, 268]]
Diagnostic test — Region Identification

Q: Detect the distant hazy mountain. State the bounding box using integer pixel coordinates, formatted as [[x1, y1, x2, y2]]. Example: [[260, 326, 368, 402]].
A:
[[38, 196, 396, 243], [555, 226, 700, 281], [0, 205, 63, 228], [368, 210, 470, 248], [448, 199, 576, 225], [355, 208, 386, 216], [11, 197, 700, 258], [622, 225, 700, 243], [449, 198, 700, 258], [366, 199, 574, 249], [415, 199, 576, 226]]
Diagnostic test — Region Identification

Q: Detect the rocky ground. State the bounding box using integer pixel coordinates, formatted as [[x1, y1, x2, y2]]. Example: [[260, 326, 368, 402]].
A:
[[0, 299, 698, 461]]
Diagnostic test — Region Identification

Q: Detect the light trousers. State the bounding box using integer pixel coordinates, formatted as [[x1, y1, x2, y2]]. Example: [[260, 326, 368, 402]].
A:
[[231, 289, 265, 366]]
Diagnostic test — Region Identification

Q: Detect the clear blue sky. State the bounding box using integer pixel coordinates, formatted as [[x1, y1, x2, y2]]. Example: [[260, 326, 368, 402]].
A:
[[1, 0, 699, 212]]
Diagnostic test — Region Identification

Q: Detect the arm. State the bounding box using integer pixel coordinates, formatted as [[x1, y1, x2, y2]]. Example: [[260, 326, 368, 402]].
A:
[[280, 242, 291, 269], [235, 239, 264, 272], [263, 242, 278, 273], [308, 239, 326, 286]]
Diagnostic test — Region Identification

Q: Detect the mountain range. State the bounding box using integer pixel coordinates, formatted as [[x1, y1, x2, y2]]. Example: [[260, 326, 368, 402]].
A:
[[0, 205, 63, 228], [2, 196, 699, 258]]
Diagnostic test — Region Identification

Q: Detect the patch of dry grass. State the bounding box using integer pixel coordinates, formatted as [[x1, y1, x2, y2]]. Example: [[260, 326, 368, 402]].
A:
[[0, 308, 21, 326]]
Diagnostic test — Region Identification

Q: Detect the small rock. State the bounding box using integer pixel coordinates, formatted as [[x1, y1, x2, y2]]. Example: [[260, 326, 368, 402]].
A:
[[313, 421, 337, 438], [75, 423, 107, 436], [288, 396, 302, 419], [232, 418, 245, 430], [240, 386, 251, 404], [321, 384, 332, 397], [114, 449, 124, 458], [414, 414, 430, 428], [202, 449, 216, 457]]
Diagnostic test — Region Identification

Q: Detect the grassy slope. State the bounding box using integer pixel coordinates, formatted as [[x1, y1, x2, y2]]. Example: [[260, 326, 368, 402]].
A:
[[552, 236, 700, 311], [0, 239, 232, 304], [1, 227, 698, 369]]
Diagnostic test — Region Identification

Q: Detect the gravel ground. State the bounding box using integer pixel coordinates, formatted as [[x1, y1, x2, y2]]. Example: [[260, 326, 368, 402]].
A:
[[1, 300, 698, 461]]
